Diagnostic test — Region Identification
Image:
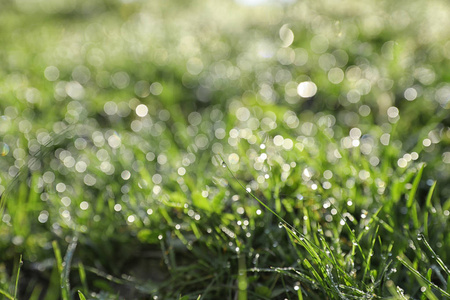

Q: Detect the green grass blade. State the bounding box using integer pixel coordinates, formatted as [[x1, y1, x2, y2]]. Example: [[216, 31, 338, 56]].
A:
[[296, 284, 303, 300], [423, 181, 436, 237], [425, 181, 436, 208], [237, 254, 247, 300], [52, 241, 63, 274], [0, 289, 14, 300], [13, 255, 22, 300], [303, 259, 324, 288], [397, 255, 450, 298], [53, 239, 78, 300], [418, 234, 450, 277], [78, 262, 88, 296], [363, 225, 379, 283], [77, 290, 87, 300], [29, 285, 43, 300], [52, 241, 69, 300], [422, 268, 433, 300], [62, 238, 78, 300], [447, 275, 450, 294], [407, 164, 425, 229]]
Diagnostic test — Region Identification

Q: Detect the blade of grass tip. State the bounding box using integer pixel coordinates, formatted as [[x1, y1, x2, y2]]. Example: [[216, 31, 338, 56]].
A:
[[407, 164, 425, 229], [423, 181, 436, 237], [397, 255, 450, 298], [423, 268, 433, 300], [13, 255, 23, 300], [77, 290, 87, 300]]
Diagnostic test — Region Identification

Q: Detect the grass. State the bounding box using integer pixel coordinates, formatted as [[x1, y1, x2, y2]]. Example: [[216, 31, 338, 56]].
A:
[[0, 0, 450, 299]]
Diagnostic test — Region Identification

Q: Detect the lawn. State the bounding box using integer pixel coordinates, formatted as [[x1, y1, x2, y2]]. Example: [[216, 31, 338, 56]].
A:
[[0, 0, 449, 299]]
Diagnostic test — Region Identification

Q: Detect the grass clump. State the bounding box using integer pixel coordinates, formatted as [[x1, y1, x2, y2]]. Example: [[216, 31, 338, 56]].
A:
[[0, 0, 450, 299]]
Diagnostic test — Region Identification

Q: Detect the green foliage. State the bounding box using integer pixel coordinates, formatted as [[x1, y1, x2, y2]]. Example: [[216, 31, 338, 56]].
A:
[[0, 0, 450, 299]]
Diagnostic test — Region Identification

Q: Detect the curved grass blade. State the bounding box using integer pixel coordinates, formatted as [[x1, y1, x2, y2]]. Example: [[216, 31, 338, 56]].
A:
[[423, 181, 436, 237]]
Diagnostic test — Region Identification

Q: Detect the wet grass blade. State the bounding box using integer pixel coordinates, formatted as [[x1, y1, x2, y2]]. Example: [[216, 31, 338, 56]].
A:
[[418, 234, 450, 277], [62, 238, 78, 300], [406, 164, 424, 229], [397, 255, 450, 298], [53, 239, 78, 300]]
